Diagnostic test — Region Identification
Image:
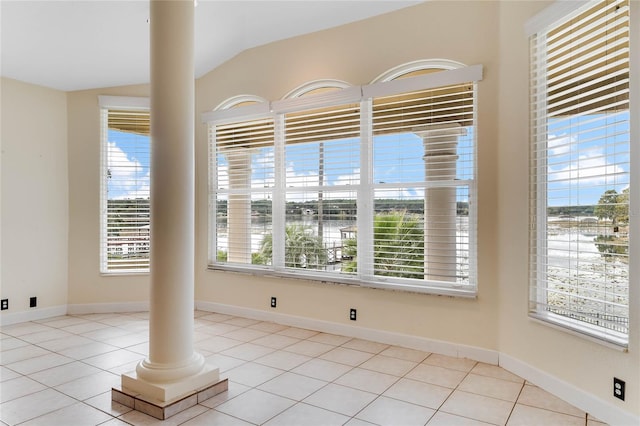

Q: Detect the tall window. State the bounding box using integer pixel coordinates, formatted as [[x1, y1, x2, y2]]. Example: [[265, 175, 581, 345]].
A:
[[99, 96, 151, 273], [206, 63, 481, 296], [528, 0, 631, 345]]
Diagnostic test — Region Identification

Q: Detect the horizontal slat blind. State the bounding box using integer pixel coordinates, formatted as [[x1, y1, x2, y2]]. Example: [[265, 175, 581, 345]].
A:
[[371, 85, 476, 285], [212, 117, 275, 265], [101, 108, 151, 272], [283, 103, 360, 274], [529, 0, 630, 344], [208, 65, 481, 296]]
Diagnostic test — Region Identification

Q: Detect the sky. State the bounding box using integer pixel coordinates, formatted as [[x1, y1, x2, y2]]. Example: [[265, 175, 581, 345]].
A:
[[106, 129, 150, 200], [215, 131, 475, 203], [107, 112, 630, 208], [546, 111, 630, 207]]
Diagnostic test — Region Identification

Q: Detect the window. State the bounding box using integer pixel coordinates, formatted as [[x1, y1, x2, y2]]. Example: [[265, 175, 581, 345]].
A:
[[528, 0, 631, 346], [205, 63, 482, 296], [99, 96, 151, 273]]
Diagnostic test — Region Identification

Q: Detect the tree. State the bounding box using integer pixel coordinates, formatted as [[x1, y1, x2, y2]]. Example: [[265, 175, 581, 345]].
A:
[[594, 189, 621, 225], [616, 188, 629, 224], [257, 224, 327, 269], [594, 188, 629, 226], [342, 210, 424, 279]]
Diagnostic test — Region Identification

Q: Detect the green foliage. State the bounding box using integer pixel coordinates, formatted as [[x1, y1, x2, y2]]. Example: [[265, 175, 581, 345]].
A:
[[547, 205, 594, 217], [594, 188, 629, 225], [258, 225, 327, 269], [342, 211, 424, 279], [616, 188, 629, 224], [216, 250, 268, 265], [594, 235, 628, 260]]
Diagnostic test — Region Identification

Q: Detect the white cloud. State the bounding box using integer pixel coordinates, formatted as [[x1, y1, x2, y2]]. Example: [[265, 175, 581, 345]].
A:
[[549, 150, 625, 186], [548, 134, 575, 156], [107, 141, 149, 199]]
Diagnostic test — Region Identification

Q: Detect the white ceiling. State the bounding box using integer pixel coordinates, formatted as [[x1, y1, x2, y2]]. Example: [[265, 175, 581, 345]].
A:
[[1, 1, 422, 92]]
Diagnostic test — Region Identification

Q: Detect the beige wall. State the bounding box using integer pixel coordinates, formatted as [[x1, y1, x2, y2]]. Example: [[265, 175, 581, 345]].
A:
[[195, 0, 638, 417], [1, 78, 68, 313], [195, 1, 501, 351], [66, 84, 150, 305], [4, 0, 636, 418], [496, 0, 640, 415]]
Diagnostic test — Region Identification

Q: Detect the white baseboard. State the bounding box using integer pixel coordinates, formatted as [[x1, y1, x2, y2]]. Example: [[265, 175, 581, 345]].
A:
[[0, 305, 67, 326], [67, 302, 149, 315], [195, 301, 500, 365], [500, 353, 639, 426]]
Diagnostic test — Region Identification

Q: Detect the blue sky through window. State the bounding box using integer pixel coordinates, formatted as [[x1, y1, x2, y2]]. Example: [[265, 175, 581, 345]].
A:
[[214, 130, 475, 201], [106, 129, 151, 200], [546, 111, 630, 208]]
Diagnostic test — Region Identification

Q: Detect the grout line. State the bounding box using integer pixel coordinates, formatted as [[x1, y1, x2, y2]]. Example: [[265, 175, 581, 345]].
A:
[[504, 381, 527, 426]]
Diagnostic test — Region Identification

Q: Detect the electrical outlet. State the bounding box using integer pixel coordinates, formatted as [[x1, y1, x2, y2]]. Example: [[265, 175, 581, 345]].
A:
[[270, 297, 277, 308], [614, 377, 625, 401], [1, 299, 8, 310], [30, 297, 37, 308], [350, 308, 357, 321]]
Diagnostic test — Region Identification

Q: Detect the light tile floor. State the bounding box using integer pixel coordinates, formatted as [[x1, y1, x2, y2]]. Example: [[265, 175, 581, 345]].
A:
[[0, 311, 608, 426]]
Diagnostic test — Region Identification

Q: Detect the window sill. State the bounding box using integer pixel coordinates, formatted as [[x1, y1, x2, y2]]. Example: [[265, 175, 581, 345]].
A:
[[206, 264, 477, 298], [528, 312, 628, 351], [100, 271, 150, 277]]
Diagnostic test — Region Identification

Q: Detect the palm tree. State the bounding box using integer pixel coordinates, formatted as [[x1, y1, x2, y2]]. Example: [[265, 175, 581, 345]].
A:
[[257, 224, 327, 269], [342, 210, 424, 279]]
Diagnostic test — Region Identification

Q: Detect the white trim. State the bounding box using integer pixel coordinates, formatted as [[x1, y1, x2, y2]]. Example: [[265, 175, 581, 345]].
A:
[[214, 94, 268, 111], [271, 85, 362, 114], [67, 302, 150, 315], [362, 64, 482, 99], [370, 58, 467, 83], [524, 0, 593, 37], [201, 102, 271, 124], [282, 79, 352, 99], [500, 353, 639, 426], [202, 65, 483, 121], [98, 95, 149, 109], [195, 301, 498, 365], [0, 305, 67, 326], [529, 313, 628, 350]]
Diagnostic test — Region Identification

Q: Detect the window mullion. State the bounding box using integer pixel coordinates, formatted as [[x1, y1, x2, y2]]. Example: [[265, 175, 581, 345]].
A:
[[358, 99, 374, 280], [209, 124, 218, 264]]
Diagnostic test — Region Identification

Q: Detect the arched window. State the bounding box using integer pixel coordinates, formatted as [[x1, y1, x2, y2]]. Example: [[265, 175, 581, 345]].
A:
[[370, 58, 467, 83], [214, 94, 268, 110], [283, 79, 352, 98], [205, 61, 481, 296]]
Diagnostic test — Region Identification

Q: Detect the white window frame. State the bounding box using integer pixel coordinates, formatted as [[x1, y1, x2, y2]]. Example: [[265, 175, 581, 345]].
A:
[[99, 95, 151, 275], [527, 0, 636, 347], [203, 64, 482, 297]]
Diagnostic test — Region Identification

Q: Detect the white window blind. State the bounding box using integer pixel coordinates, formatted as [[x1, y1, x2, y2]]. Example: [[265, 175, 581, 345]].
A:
[[283, 103, 361, 274], [207, 64, 481, 296], [211, 116, 275, 265], [529, 0, 630, 345], [371, 84, 476, 287], [100, 104, 151, 273]]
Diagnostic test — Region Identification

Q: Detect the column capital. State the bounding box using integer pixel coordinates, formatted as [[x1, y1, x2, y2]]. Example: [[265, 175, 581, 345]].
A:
[[412, 122, 467, 139]]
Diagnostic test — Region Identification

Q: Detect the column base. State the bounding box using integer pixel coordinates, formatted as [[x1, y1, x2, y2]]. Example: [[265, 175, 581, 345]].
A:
[[114, 363, 226, 420], [113, 375, 228, 420]]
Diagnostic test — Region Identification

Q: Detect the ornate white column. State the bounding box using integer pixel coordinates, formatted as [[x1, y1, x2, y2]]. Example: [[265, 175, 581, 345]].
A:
[[417, 124, 466, 282], [118, 0, 222, 407]]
